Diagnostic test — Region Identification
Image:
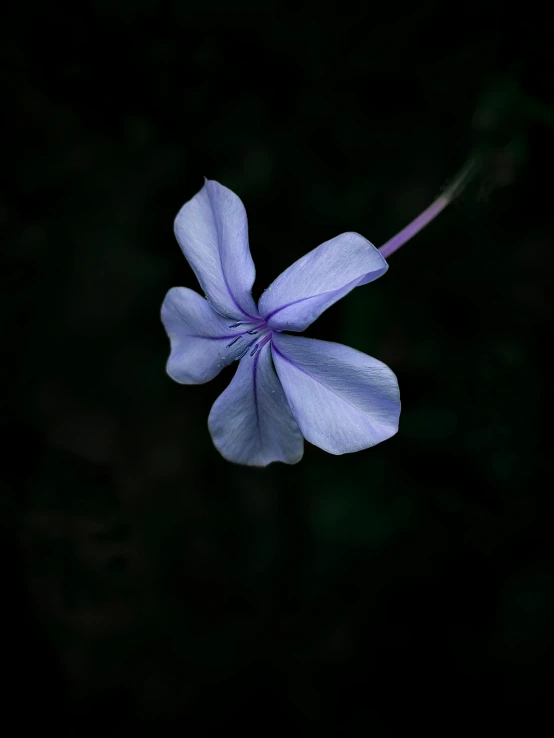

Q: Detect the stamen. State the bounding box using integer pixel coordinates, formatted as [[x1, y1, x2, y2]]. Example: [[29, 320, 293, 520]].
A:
[[226, 336, 242, 348], [250, 343, 259, 357], [236, 336, 261, 360], [246, 329, 259, 335], [228, 322, 244, 328], [236, 344, 253, 360], [258, 331, 273, 348]]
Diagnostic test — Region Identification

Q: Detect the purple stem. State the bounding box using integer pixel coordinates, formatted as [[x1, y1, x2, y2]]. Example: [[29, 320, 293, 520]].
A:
[[378, 157, 478, 259]]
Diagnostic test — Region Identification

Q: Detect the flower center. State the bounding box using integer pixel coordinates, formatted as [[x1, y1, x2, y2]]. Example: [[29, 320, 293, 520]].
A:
[[226, 320, 273, 360]]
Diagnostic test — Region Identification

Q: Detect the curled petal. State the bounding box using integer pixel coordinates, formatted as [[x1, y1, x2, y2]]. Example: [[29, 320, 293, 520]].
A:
[[258, 232, 387, 332], [208, 342, 304, 467], [174, 179, 259, 320], [271, 333, 400, 455], [161, 287, 248, 384]]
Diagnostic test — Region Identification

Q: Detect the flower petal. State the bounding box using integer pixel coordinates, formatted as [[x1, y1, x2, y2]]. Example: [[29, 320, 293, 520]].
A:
[[174, 179, 259, 320], [208, 342, 304, 467], [258, 232, 387, 332], [161, 287, 250, 384], [271, 333, 400, 454]]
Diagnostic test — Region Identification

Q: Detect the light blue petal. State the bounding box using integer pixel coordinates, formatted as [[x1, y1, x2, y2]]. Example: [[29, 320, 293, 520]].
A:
[[161, 287, 249, 384], [208, 342, 304, 467], [174, 179, 259, 320], [258, 232, 387, 332], [271, 333, 400, 455]]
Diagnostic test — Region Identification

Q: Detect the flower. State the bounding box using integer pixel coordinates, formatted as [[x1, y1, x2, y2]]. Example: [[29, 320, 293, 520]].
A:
[[161, 179, 400, 467]]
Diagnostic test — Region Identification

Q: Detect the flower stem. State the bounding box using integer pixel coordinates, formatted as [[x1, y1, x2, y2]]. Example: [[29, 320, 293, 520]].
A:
[[378, 157, 479, 259]]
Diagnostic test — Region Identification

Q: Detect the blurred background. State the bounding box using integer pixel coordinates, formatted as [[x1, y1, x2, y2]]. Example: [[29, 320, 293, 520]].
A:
[[3, 1, 553, 732]]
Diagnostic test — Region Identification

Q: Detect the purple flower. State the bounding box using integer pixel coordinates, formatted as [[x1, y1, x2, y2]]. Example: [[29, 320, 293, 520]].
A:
[[161, 179, 400, 466]]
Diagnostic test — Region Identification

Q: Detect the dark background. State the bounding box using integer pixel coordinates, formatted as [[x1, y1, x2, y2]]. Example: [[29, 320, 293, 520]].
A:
[[3, 1, 553, 733]]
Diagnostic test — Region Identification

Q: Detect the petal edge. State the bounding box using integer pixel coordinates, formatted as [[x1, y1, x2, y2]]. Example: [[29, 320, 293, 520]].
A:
[[161, 287, 248, 384], [174, 179, 259, 320], [259, 232, 387, 332], [208, 342, 304, 466], [271, 333, 400, 454]]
